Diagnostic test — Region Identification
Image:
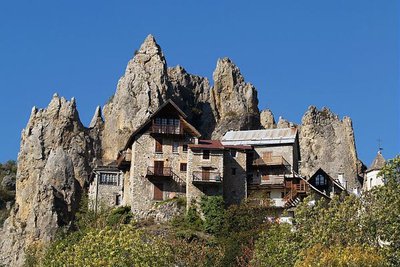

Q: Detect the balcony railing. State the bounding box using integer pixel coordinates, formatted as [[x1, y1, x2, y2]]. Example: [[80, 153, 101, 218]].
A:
[[252, 156, 290, 167], [193, 171, 222, 184], [147, 166, 173, 177], [283, 180, 309, 206], [151, 124, 183, 135], [248, 175, 285, 185]]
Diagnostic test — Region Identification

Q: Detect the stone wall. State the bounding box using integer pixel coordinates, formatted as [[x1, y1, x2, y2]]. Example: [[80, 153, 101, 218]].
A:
[[88, 172, 123, 210], [186, 148, 224, 206], [223, 150, 247, 205], [129, 132, 189, 212]]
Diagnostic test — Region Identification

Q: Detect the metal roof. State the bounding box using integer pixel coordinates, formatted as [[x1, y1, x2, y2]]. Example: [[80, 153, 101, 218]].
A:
[[221, 128, 297, 146]]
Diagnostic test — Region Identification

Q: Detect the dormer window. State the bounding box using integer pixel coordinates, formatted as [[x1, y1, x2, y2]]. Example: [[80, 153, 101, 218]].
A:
[[316, 174, 326, 186]]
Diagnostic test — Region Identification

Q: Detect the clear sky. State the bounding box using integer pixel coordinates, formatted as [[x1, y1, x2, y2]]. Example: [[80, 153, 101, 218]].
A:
[[0, 1, 398, 166]]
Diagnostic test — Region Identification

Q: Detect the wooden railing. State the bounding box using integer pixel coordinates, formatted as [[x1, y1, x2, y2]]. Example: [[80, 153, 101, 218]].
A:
[[284, 180, 309, 203], [193, 171, 222, 183], [147, 166, 172, 177], [151, 124, 182, 135], [252, 156, 290, 167]]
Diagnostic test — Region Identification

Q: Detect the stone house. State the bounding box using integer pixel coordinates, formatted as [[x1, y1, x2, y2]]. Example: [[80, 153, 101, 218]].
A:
[[221, 128, 300, 212], [89, 99, 348, 215]]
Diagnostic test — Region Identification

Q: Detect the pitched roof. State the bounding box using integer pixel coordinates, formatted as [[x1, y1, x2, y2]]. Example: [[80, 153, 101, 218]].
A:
[[221, 128, 298, 146], [367, 151, 386, 172], [122, 99, 201, 151]]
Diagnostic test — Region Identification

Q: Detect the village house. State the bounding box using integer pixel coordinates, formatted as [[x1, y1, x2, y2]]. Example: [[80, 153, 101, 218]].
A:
[[88, 99, 349, 215]]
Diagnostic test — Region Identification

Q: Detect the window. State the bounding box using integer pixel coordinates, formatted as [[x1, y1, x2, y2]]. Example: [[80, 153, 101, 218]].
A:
[[203, 150, 210, 160], [115, 194, 121, 205], [315, 174, 326, 186], [180, 163, 187, 172], [172, 140, 179, 153], [281, 191, 285, 198], [99, 173, 118, 186], [266, 191, 271, 198], [231, 168, 237, 175], [182, 144, 188, 152], [155, 138, 163, 153], [230, 150, 237, 158]]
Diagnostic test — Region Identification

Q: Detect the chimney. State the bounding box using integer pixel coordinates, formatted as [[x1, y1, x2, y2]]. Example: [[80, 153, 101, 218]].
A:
[[338, 172, 347, 189]]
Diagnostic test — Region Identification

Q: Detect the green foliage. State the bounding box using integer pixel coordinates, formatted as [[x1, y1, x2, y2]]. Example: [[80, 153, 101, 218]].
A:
[[106, 206, 133, 226], [297, 244, 386, 267], [200, 196, 225, 234], [41, 224, 173, 267], [252, 223, 297, 267], [0, 160, 17, 227]]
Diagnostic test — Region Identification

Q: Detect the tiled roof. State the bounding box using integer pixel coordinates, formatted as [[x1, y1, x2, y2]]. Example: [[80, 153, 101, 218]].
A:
[[367, 151, 385, 172], [221, 128, 298, 146]]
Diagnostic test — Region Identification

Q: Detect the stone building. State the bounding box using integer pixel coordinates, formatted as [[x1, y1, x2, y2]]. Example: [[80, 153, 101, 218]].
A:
[[221, 128, 300, 211]]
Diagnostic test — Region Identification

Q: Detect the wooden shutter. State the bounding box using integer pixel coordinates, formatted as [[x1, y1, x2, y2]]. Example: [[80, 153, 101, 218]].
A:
[[202, 168, 210, 181], [155, 138, 163, 153], [154, 161, 164, 176]]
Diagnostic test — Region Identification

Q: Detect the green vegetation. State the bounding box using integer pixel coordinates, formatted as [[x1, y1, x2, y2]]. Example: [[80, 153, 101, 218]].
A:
[[24, 156, 400, 266], [0, 160, 17, 226]]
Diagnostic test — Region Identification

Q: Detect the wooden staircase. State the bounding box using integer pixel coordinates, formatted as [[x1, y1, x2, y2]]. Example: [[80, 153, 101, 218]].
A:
[[284, 179, 309, 207]]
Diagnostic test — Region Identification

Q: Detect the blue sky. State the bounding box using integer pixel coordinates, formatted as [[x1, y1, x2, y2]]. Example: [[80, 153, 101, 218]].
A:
[[0, 1, 398, 166]]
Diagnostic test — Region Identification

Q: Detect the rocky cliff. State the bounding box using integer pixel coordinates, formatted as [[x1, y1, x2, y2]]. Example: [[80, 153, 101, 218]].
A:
[[101, 35, 260, 162], [0, 95, 101, 266], [299, 106, 361, 190]]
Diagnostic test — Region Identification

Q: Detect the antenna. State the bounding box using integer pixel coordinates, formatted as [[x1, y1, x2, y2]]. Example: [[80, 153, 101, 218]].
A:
[[377, 138, 383, 153]]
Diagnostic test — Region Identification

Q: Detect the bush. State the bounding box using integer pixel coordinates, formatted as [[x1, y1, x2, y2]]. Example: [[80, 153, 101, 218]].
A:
[[200, 196, 225, 235], [106, 206, 133, 226]]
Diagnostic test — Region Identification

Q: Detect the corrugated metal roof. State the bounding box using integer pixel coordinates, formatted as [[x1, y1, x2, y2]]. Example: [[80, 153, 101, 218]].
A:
[[221, 128, 297, 146]]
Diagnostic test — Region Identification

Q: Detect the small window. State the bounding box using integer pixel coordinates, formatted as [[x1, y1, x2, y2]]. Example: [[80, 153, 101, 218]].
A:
[[180, 163, 187, 172], [182, 144, 188, 152], [155, 138, 163, 153], [99, 173, 118, 186], [315, 174, 326, 186], [172, 141, 179, 153], [230, 150, 237, 158], [266, 191, 271, 198], [115, 194, 121, 206], [203, 150, 210, 160], [231, 168, 236, 175], [281, 192, 285, 198]]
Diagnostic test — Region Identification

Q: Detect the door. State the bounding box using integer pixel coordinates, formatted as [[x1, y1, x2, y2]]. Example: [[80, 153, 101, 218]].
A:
[[202, 167, 210, 181], [153, 183, 164, 200], [154, 161, 164, 176]]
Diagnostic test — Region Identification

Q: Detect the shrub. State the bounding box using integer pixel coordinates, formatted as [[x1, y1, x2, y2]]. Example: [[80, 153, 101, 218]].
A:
[[106, 206, 133, 226], [200, 196, 225, 235]]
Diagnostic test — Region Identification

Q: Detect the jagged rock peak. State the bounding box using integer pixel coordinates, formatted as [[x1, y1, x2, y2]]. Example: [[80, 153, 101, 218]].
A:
[[277, 116, 291, 129], [260, 109, 275, 129], [89, 106, 104, 128], [210, 57, 260, 138], [299, 105, 360, 191]]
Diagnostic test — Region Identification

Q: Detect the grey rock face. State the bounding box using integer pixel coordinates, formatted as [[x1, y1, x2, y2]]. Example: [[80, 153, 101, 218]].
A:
[[1, 175, 16, 191], [102, 35, 169, 162], [277, 116, 291, 129], [210, 58, 260, 139], [299, 106, 360, 190], [0, 95, 101, 266], [260, 109, 276, 129]]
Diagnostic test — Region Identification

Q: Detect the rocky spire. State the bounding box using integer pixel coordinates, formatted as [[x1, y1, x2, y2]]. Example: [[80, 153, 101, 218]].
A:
[[260, 109, 276, 129], [210, 58, 260, 138], [299, 106, 360, 190], [102, 35, 169, 162], [0, 95, 100, 266], [89, 106, 103, 128]]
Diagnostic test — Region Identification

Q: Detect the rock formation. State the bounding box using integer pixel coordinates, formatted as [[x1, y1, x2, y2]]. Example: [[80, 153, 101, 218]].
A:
[[260, 109, 276, 129], [299, 106, 360, 190], [0, 95, 101, 266], [210, 58, 260, 139]]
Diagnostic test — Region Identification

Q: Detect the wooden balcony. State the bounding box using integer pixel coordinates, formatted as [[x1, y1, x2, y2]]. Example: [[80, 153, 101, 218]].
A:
[[192, 171, 222, 185], [151, 124, 183, 135], [248, 175, 285, 186], [252, 156, 290, 167], [284, 179, 309, 207], [146, 166, 173, 179]]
